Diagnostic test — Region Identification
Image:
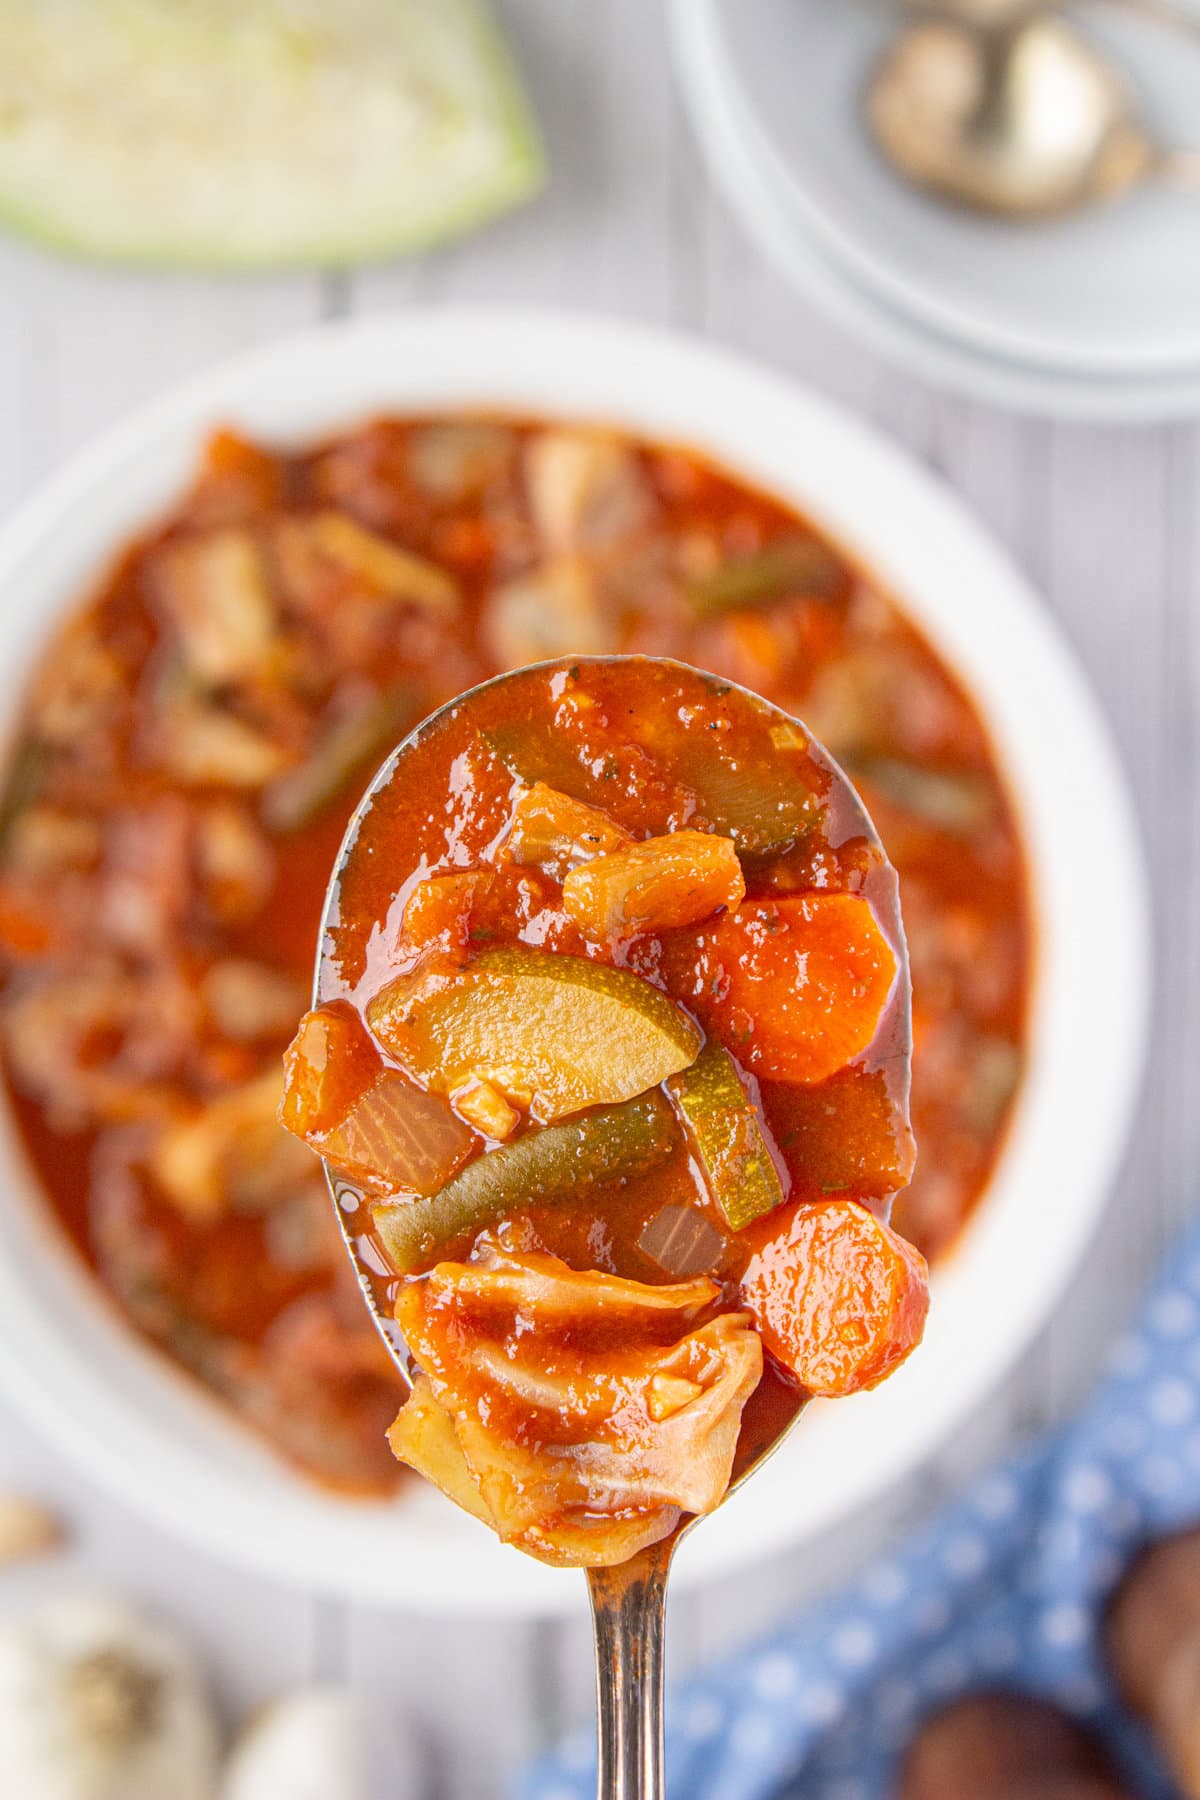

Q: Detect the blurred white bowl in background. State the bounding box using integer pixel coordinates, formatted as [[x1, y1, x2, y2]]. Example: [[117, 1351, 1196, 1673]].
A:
[[672, 0, 1200, 419], [0, 310, 1149, 1615]]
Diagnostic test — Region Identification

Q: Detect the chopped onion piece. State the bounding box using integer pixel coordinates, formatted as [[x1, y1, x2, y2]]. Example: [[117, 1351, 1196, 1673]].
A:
[[321, 1071, 475, 1199], [638, 1204, 725, 1279]]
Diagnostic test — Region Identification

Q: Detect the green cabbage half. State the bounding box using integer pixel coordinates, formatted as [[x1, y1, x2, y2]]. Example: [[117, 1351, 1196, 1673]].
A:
[[0, 0, 544, 267]]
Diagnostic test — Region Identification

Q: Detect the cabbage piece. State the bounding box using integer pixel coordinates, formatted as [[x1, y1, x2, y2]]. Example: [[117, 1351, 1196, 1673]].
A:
[[389, 1250, 763, 1567], [293, 513, 459, 614], [484, 557, 613, 671], [152, 529, 277, 685], [523, 431, 651, 553], [151, 1069, 313, 1222]]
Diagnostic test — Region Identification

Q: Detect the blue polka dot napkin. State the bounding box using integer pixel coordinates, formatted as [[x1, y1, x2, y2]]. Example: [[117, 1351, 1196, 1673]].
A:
[[521, 1220, 1200, 1800]]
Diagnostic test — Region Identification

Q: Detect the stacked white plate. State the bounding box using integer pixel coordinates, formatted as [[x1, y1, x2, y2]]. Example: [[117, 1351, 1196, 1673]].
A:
[[671, 0, 1200, 419]]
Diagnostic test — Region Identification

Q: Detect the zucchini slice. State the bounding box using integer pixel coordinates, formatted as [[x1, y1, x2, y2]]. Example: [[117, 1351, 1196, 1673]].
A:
[[367, 945, 702, 1122], [668, 1040, 785, 1231]]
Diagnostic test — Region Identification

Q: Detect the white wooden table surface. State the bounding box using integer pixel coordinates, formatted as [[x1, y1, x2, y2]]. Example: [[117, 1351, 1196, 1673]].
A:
[[0, 5, 1194, 1794]]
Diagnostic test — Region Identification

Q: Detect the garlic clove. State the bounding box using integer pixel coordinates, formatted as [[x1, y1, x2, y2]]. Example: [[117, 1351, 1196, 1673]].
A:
[[222, 1688, 421, 1800], [0, 1591, 220, 1800], [0, 1494, 64, 1564], [222, 1689, 365, 1800]]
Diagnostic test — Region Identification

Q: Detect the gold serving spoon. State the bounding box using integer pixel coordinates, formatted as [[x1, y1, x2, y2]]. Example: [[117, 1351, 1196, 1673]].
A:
[[868, 6, 1200, 217], [312, 659, 913, 1800]]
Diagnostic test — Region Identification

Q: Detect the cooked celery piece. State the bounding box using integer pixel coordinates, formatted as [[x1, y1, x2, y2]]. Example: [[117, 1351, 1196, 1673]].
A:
[[372, 1093, 677, 1272], [0, 0, 544, 269], [481, 724, 588, 796], [686, 535, 843, 617], [155, 528, 276, 685], [485, 719, 811, 857], [686, 749, 815, 858], [668, 1041, 784, 1231], [264, 686, 419, 832], [508, 782, 628, 880], [367, 946, 702, 1121]]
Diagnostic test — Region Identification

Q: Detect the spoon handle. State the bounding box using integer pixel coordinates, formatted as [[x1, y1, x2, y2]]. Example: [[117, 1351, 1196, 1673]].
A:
[[587, 1540, 674, 1800]]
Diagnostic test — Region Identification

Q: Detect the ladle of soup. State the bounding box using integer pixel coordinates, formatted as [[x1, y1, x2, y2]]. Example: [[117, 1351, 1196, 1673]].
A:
[[281, 654, 927, 1796]]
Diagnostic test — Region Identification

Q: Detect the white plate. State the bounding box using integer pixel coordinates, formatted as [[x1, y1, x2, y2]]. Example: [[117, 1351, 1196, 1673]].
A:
[[0, 310, 1149, 1615], [672, 0, 1200, 419]]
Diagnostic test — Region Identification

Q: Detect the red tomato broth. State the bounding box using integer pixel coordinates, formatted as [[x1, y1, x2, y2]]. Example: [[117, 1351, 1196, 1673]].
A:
[[0, 413, 1029, 1495]]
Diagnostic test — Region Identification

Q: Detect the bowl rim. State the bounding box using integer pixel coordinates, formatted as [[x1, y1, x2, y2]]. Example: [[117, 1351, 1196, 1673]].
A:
[[0, 306, 1151, 1615]]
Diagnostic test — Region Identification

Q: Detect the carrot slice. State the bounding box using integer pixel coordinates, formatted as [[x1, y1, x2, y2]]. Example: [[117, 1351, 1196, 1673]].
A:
[[739, 1198, 928, 1397], [668, 894, 897, 1084], [280, 1001, 382, 1141], [563, 830, 745, 940]]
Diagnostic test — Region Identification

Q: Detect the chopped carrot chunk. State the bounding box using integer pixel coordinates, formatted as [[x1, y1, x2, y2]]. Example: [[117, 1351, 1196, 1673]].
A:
[[280, 1001, 382, 1142], [668, 894, 897, 1084], [195, 428, 282, 516], [0, 888, 57, 957], [508, 782, 628, 881], [739, 1198, 928, 1396], [563, 830, 745, 940], [401, 871, 489, 955]]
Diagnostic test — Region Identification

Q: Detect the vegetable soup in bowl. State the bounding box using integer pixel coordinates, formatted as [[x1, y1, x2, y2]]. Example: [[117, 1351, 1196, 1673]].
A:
[[0, 312, 1147, 1612]]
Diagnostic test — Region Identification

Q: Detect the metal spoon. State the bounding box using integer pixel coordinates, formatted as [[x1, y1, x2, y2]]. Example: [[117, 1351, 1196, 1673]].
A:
[[868, 9, 1200, 217], [313, 657, 911, 1800]]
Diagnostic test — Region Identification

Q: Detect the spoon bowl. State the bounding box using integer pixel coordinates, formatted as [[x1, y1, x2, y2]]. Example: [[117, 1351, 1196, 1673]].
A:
[[311, 655, 913, 1797], [868, 10, 1200, 218]]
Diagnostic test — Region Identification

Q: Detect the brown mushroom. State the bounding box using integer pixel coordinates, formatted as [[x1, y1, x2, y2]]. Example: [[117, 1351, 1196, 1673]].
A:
[[1106, 1527, 1200, 1799], [897, 1692, 1132, 1800]]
